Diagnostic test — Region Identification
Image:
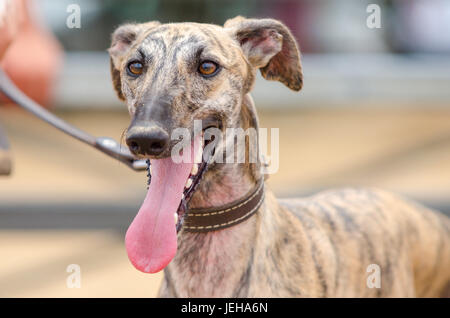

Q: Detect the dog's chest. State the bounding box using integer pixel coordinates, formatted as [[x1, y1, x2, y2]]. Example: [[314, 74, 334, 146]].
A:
[[165, 228, 255, 297]]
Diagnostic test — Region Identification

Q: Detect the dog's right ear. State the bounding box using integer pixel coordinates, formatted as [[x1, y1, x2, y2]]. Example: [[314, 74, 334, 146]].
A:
[[108, 22, 160, 100]]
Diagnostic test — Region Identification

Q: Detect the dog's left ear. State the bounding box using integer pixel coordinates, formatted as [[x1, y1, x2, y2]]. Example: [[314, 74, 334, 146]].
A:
[[224, 16, 302, 91]]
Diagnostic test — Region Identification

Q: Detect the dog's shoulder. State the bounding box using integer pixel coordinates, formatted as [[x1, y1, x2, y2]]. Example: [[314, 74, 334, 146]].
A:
[[278, 186, 449, 245], [279, 187, 396, 217], [277, 187, 435, 234]]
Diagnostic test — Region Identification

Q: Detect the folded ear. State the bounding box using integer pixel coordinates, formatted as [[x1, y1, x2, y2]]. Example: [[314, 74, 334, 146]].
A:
[[224, 16, 303, 91], [108, 22, 160, 100]]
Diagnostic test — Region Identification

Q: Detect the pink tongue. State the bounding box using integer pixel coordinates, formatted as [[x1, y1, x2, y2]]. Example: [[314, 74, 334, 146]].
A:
[[125, 136, 200, 273]]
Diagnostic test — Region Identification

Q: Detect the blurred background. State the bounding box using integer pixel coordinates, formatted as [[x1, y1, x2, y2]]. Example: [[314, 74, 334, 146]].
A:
[[0, 0, 450, 297]]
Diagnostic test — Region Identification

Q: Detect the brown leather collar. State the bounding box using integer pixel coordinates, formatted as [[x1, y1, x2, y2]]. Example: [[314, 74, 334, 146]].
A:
[[183, 178, 265, 232]]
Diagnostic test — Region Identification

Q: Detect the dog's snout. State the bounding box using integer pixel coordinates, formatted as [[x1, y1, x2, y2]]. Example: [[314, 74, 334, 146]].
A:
[[126, 125, 169, 156]]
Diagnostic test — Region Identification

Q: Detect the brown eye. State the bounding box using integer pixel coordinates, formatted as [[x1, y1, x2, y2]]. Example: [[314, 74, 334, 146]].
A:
[[198, 61, 219, 77], [127, 61, 144, 76]]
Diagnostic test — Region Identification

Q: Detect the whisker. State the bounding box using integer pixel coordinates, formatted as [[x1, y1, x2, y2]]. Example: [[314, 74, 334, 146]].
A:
[[119, 127, 128, 152]]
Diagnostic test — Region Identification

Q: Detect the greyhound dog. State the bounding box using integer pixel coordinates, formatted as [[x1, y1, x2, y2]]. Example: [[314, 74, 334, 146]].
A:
[[108, 16, 450, 297]]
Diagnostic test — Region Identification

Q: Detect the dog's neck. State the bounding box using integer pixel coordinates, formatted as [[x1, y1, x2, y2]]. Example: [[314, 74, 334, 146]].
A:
[[188, 93, 261, 209], [163, 94, 267, 297]]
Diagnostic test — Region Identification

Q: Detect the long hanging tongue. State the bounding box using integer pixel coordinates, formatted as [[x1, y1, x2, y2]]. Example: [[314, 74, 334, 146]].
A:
[[125, 135, 201, 273]]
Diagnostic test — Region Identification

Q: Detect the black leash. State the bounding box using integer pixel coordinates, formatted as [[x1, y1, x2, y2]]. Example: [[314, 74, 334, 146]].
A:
[[0, 68, 146, 171]]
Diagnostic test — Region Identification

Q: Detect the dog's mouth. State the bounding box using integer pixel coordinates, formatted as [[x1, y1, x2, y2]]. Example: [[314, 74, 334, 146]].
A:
[[125, 128, 216, 274], [149, 130, 213, 232]]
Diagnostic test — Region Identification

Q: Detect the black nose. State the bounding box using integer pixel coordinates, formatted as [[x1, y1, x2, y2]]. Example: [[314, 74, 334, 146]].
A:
[[126, 124, 169, 156]]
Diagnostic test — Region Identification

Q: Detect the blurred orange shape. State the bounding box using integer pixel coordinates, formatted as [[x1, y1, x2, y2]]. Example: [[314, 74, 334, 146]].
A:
[[0, 0, 63, 108]]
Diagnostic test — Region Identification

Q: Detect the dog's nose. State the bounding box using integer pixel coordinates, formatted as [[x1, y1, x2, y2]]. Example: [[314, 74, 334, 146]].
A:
[[126, 125, 169, 156]]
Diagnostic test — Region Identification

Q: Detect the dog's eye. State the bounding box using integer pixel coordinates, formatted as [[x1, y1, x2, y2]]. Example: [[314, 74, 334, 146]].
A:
[[127, 61, 144, 76], [198, 61, 219, 77]]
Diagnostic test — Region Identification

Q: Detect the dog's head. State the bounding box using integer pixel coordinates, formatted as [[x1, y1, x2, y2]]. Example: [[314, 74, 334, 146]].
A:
[[109, 16, 302, 158], [108, 17, 302, 273]]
